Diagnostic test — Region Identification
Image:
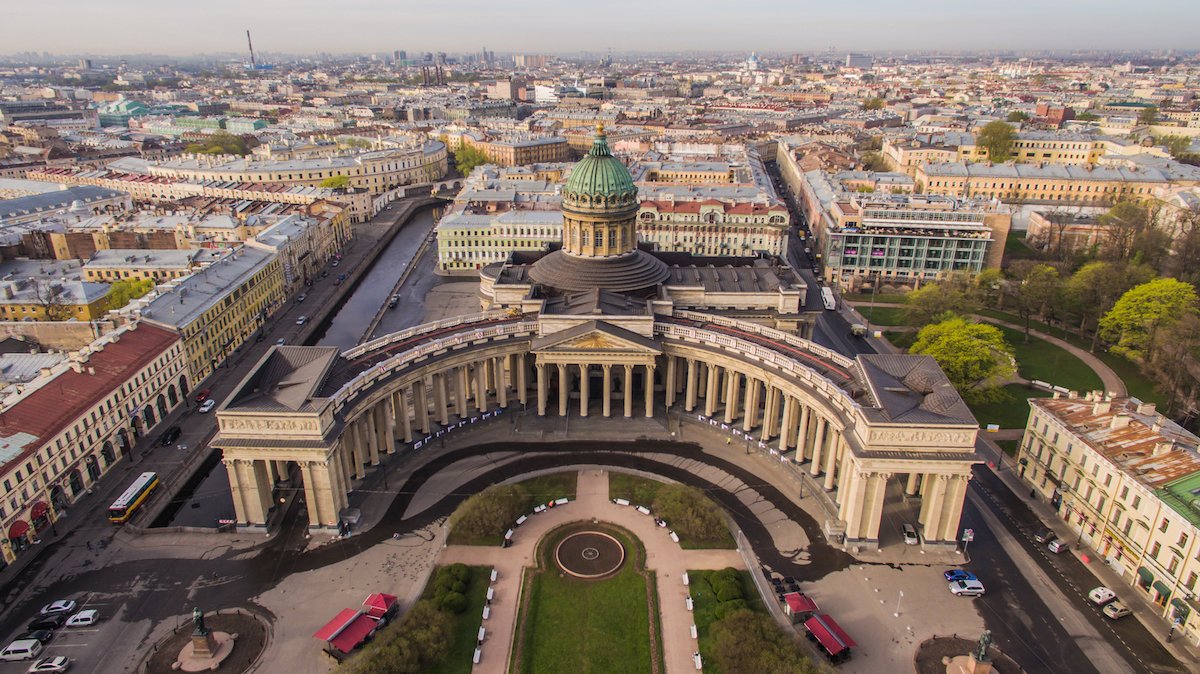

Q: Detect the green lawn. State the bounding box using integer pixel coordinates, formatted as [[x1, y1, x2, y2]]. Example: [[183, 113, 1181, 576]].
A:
[[447, 472, 578, 546], [857, 304, 909, 326], [996, 326, 1103, 393], [688, 569, 767, 674], [422, 566, 491, 674], [1004, 231, 1038, 260], [607, 473, 736, 549], [967, 384, 1051, 430], [883, 330, 917, 350], [842, 292, 906, 304], [517, 526, 658, 674]]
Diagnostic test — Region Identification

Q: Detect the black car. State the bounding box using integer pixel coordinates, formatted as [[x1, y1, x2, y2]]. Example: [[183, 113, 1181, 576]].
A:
[[19, 629, 54, 644], [1033, 527, 1057, 544], [27, 614, 66, 631], [158, 426, 182, 446]]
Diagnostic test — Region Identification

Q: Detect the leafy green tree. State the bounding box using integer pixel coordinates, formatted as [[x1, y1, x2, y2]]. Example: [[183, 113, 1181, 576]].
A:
[[1099, 278, 1198, 360], [320, 175, 352, 189], [1006, 261, 1062, 342], [1063, 261, 1155, 351], [449, 483, 531, 541], [903, 277, 980, 326], [652, 484, 729, 545], [974, 268, 1006, 308], [975, 120, 1016, 162], [1156, 134, 1192, 158], [861, 97, 886, 111], [1137, 105, 1159, 125], [710, 609, 821, 674], [453, 144, 491, 176], [184, 131, 250, 156], [104, 277, 155, 311], [860, 151, 889, 172], [910, 316, 1015, 403], [1099, 200, 1156, 262], [1076, 112, 1099, 122], [1006, 111, 1029, 123]]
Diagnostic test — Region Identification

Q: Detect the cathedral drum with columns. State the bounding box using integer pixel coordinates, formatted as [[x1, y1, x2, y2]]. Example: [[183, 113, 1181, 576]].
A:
[[213, 127, 981, 549]]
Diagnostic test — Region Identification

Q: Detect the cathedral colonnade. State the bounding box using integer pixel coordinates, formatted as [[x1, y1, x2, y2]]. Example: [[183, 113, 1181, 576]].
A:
[[215, 316, 979, 549]]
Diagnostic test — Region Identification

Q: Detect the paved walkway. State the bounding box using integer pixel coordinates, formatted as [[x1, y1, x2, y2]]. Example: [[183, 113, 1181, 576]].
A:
[[439, 469, 743, 674], [850, 302, 1127, 396]]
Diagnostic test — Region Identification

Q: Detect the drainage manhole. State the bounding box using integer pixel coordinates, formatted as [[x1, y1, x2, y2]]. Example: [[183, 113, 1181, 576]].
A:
[[554, 531, 625, 579]]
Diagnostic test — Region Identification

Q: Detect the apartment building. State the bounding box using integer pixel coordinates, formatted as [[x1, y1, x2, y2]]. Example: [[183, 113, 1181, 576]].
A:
[[917, 162, 1187, 206], [1017, 393, 1200, 645]]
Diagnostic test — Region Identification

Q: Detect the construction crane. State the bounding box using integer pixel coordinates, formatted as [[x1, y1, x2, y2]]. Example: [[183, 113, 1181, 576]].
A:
[[246, 30, 257, 70]]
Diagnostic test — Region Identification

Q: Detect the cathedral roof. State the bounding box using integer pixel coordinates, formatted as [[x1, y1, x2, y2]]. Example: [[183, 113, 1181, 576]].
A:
[[562, 125, 637, 203]]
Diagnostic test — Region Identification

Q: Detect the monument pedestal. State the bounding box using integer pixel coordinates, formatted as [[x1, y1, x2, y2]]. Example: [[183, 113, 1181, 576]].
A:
[[945, 653, 993, 674], [191, 632, 217, 658], [172, 631, 238, 672]]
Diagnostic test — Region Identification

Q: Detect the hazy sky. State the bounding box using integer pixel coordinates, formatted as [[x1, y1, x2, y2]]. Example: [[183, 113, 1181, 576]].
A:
[[4, 0, 1198, 56]]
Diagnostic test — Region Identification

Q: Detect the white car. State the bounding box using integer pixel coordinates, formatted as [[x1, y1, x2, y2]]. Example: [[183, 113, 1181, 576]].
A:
[[198, 399, 216, 414], [1103, 601, 1132, 620], [295, 316, 308, 326], [949, 579, 986, 597], [38, 600, 76, 616], [65, 609, 98, 627], [27, 656, 70, 672], [1088, 586, 1117, 606]]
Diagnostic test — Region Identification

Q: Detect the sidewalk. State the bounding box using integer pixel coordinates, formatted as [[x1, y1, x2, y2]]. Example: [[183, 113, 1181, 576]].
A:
[[981, 435, 1200, 666]]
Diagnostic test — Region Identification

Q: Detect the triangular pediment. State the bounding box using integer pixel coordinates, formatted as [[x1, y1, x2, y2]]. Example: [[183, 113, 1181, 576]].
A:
[[532, 320, 662, 355]]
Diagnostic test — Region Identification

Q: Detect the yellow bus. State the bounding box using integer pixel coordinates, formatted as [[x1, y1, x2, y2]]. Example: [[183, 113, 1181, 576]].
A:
[[108, 472, 160, 524]]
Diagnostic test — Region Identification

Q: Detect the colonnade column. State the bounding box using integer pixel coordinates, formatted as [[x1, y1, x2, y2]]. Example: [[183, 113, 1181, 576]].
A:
[[225, 459, 248, 524], [456, 366, 469, 417], [557, 363, 569, 417], [396, 390, 412, 443], [724, 370, 740, 424], [823, 431, 842, 491], [742, 378, 759, 432], [809, 416, 827, 476], [862, 473, 891, 542], [644, 363, 656, 418], [837, 470, 867, 540], [476, 362, 489, 413], [495, 356, 507, 408], [383, 398, 396, 454], [536, 363, 548, 416], [920, 474, 949, 540], [935, 475, 969, 543], [905, 472, 920, 497], [778, 396, 794, 451], [516, 353, 527, 406], [579, 364, 590, 417], [433, 373, 449, 427], [795, 403, 811, 461], [623, 364, 633, 418], [685, 359, 698, 412], [602, 364, 612, 417], [665, 357, 677, 407], [414, 378, 430, 433], [705, 364, 720, 417], [762, 386, 779, 440]]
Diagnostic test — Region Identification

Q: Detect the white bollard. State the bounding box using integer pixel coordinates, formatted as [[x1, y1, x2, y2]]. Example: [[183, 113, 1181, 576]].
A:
[[685, 596, 693, 611], [682, 572, 690, 586], [690, 624, 698, 639], [482, 606, 490, 620], [490, 568, 498, 583]]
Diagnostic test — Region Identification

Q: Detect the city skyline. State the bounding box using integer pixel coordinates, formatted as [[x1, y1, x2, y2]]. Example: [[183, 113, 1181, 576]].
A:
[[3, 0, 1199, 57]]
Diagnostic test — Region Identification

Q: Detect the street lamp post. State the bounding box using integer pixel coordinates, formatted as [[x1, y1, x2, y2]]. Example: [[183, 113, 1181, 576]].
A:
[[893, 590, 904, 618]]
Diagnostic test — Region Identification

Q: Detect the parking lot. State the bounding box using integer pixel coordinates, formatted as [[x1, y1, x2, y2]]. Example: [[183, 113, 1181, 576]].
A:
[[0, 592, 126, 673]]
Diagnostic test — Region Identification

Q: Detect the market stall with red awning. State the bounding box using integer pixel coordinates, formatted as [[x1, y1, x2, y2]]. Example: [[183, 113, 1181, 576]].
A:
[[312, 609, 378, 654], [362, 593, 397, 619], [804, 614, 857, 659]]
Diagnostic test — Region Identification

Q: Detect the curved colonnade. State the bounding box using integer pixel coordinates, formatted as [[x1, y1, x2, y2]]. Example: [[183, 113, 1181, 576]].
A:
[[214, 310, 979, 548]]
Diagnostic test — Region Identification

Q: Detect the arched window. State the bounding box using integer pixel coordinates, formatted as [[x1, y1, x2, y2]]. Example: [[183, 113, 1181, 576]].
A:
[[582, 230, 590, 246]]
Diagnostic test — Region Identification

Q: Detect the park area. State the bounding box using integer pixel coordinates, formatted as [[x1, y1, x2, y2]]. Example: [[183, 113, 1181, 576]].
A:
[[608, 473, 736, 549]]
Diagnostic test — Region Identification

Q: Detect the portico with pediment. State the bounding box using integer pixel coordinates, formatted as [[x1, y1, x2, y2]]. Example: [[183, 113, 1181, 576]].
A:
[[531, 320, 662, 418]]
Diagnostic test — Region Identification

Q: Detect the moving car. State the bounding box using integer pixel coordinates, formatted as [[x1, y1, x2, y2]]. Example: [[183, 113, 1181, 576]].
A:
[[27, 656, 71, 673], [297, 293, 307, 303], [65, 609, 99, 628], [387, 294, 400, 309], [39, 601, 76, 616], [275, 338, 287, 346], [1103, 601, 1132, 620], [1033, 528, 1056, 544], [198, 399, 217, 414], [1088, 587, 1117, 606], [0, 639, 42, 661], [158, 426, 181, 446], [943, 569, 977, 582], [902, 523, 919, 545], [194, 389, 212, 403], [295, 316, 308, 326], [949, 579, 986, 597], [1047, 539, 1070, 553]]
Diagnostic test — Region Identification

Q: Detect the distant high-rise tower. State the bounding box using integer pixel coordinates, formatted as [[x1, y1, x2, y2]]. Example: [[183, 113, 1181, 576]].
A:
[[845, 53, 873, 69]]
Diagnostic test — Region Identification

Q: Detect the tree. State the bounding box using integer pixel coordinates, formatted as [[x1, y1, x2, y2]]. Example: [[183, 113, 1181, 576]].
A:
[[1006, 261, 1062, 342], [1166, 208, 1200, 285], [1063, 261, 1155, 351], [184, 131, 250, 156], [1148, 312, 1200, 415], [903, 278, 979, 326], [860, 151, 889, 172], [105, 277, 156, 311], [1098, 200, 1155, 262], [452, 144, 490, 176], [1156, 134, 1192, 158], [34, 281, 73, 321], [320, 175, 352, 189], [448, 484, 531, 540], [652, 484, 729, 545], [910, 316, 1015, 403], [975, 121, 1016, 162], [974, 268, 1006, 308], [1006, 111, 1029, 123], [1137, 105, 1159, 125], [1076, 112, 1100, 122], [861, 97, 886, 111], [1099, 278, 1198, 360], [710, 609, 821, 674]]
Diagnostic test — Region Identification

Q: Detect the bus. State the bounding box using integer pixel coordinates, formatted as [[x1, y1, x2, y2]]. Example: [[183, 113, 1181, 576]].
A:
[[108, 472, 160, 524], [821, 287, 836, 311]]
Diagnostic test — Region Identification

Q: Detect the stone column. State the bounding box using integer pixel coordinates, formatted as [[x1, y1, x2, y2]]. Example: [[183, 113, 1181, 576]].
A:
[[301, 461, 323, 527], [665, 356, 677, 407], [536, 363, 548, 416], [644, 363, 656, 418], [836, 451, 855, 504], [724, 370, 740, 424], [742, 378, 759, 432], [383, 399, 396, 454], [350, 420, 367, 479], [337, 442, 353, 492], [704, 364, 720, 417], [794, 404, 810, 461], [557, 363, 569, 417], [623, 364, 633, 418], [366, 408, 381, 465], [413, 379, 430, 433], [327, 455, 349, 514], [602, 364, 612, 418], [516, 353, 528, 405], [762, 386, 779, 440], [397, 390, 413, 443], [809, 416, 827, 477], [937, 475, 969, 543], [905, 472, 920, 497], [225, 459, 248, 525], [456, 366, 469, 417], [579, 363, 590, 417], [495, 356, 508, 408], [778, 396, 794, 451], [476, 361, 489, 413], [838, 470, 867, 540], [920, 474, 949, 540], [863, 473, 891, 542], [685, 359, 698, 412], [823, 431, 841, 491]]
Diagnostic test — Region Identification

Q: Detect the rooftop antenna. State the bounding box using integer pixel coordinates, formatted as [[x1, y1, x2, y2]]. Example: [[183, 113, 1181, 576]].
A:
[[246, 29, 257, 70]]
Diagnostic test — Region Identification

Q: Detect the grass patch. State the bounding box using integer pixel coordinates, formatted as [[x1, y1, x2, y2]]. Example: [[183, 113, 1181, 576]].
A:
[[996, 326, 1103, 393], [843, 292, 906, 304], [421, 566, 491, 674], [689, 569, 762, 674], [856, 304, 909, 326], [883, 330, 917, 350], [517, 524, 657, 674], [607, 473, 736, 549], [1004, 231, 1038, 260], [967, 384, 1051, 430], [448, 472, 578, 546]]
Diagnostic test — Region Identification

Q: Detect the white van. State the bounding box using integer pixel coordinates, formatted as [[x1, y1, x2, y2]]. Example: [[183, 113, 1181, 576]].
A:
[[0, 638, 43, 661]]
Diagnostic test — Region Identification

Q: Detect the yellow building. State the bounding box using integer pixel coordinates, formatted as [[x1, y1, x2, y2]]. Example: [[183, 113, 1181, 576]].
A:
[[0, 259, 111, 321], [82, 249, 206, 282], [141, 246, 285, 383], [916, 162, 1183, 205]]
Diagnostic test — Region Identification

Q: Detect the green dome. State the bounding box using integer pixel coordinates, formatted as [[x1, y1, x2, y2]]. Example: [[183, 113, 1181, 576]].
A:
[[563, 125, 637, 204]]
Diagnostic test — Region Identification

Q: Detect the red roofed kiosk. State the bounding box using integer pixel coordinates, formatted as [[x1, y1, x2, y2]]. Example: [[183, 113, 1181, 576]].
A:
[[804, 613, 857, 662], [312, 608, 378, 656]]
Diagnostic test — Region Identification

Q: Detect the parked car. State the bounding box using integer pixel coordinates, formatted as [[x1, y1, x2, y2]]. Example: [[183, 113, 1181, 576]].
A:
[[1103, 601, 1132, 620], [275, 338, 287, 346], [1033, 528, 1056, 544], [902, 523, 919, 545], [158, 426, 181, 446], [39, 601, 76, 616], [296, 293, 307, 303], [16, 631, 52, 645], [943, 569, 977, 582], [198, 400, 216, 414], [0, 639, 42, 662], [1088, 587, 1117, 606], [331, 260, 339, 267], [1048, 539, 1070, 554], [387, 294, 400, 309], [295, 316, 308, 326], [25, 614, 65, 632], [65, 610, 99, 628], [27, 656, 71, 673], [949, 579, 986, 597], [194, 389, 212, 404]]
